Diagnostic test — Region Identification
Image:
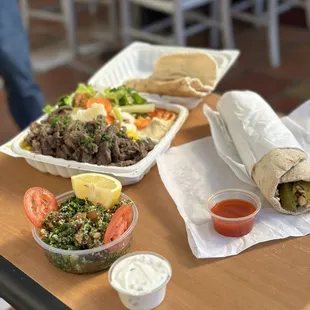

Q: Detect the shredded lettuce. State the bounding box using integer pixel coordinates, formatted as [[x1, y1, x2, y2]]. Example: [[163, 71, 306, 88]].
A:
[[56, 94, 74, 107], [131, 92, 147, 105], [43, 84, 146, 115], [101, 86, 147, 106], [75, 83, 96, 97], [43, 94, 73, 114], [42, 104, 56, 114]]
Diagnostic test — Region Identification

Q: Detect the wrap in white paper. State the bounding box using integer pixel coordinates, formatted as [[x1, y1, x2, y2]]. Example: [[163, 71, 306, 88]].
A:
[[157, 100, 310, 258], [204, 91, 310, 215], [216, 91, 302, 175]]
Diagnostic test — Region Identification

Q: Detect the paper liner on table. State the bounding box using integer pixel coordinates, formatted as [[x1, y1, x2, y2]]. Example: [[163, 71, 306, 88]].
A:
[[157, 137, 310, 258]]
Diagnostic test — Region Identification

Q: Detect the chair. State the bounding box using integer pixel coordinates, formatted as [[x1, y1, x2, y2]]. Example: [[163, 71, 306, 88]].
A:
[[230, 0, 310, 67], [19, 0, 118, 64], [119, 0, 234, 49]]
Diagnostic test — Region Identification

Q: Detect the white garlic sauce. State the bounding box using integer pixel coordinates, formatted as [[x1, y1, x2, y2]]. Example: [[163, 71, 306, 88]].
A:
[[111, 254, 171, 295]]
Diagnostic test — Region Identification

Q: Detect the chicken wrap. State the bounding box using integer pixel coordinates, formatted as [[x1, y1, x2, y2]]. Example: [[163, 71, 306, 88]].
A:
[[215, 91, 310, 215]]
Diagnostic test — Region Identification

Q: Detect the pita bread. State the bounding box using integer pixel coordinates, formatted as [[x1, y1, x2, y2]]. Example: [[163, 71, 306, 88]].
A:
[[124, 51, 218, 98], [125, 77, 210, 98], [152, 52, 218, 88], [252, 148, 310, 215]]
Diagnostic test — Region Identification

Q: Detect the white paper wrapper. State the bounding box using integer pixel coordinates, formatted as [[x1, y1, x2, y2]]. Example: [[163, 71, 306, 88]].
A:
[[205, 91, 303, 179], [157, 99, 310, 258]]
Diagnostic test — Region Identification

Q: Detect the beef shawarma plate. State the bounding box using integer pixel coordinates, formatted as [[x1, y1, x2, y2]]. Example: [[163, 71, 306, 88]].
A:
[[21, 84, 179, 167]]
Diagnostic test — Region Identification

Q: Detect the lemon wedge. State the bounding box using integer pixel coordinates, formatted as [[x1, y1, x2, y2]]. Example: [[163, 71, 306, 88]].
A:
[[71, 173, 122, 209]]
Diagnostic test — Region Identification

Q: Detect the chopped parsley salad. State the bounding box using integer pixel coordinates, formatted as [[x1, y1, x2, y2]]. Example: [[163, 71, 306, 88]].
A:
[[23, 186, 133, 251]]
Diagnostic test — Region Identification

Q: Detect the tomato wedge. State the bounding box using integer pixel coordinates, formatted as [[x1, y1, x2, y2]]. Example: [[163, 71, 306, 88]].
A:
[[134, 116, 151, 130], [105, 115, 115, 124], [148, 109, 176, 121], [23, 187, 58, 228], [148, 109, 165, 119], [86, 97, 112, 113], [104, 205, 133, 245], [73, 93, 89, 108]]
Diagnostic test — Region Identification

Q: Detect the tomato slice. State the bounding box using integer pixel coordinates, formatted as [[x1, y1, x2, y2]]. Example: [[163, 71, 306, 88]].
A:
[[134, 116, 151, 130], [105, 115, 115, 124], [86, 97, 112, 113], [104, 205, 133, 245], [74, 93, 89, 108], [23, 187, 58, 228], [148, 109, 165, 119], [162, 111, 176, 121]]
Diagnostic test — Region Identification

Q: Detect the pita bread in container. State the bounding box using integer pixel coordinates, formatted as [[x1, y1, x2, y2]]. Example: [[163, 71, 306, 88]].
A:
[[124, 52, 218, 98], [216, 91, 310, 215]]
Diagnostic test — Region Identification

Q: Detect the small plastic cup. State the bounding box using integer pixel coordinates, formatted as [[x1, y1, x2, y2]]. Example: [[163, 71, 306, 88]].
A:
[[207, 189, 261, 237], [108, 251, 172, 310]]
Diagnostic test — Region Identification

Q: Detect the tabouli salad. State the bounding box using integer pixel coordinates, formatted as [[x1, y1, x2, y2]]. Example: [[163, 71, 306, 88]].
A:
[[43, 84, 177, 141], [23, 174, 137, 273]]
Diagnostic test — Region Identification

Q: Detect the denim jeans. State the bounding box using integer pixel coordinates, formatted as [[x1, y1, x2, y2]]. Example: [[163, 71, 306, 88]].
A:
[[0, 0, 44, 130]]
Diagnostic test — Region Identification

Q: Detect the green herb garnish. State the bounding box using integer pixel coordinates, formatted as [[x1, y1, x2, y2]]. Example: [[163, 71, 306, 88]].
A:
[[50, 116, 71, 127], [83, 136, 94, 145], [102, 134, 112, 141]]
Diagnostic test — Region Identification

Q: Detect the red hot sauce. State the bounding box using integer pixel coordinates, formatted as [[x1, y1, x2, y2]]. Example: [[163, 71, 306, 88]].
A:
[[211, 199, 257, 237]]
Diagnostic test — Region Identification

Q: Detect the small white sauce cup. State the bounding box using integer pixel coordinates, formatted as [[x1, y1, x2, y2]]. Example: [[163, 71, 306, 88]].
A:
[[108, 251, 172, 310]]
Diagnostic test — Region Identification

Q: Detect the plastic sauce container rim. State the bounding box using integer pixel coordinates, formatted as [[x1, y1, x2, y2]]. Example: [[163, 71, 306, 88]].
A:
[[32, 190, 138, 255], [108, 251, 172, 297], [207, 189, 262, 222]]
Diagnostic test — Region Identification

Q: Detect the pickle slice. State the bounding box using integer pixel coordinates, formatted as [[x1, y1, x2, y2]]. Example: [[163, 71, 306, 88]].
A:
[[278, 183, 297, 212]]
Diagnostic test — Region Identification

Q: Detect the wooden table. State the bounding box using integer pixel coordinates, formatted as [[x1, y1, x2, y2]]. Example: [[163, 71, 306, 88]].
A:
[[1, 94, 310, 310]]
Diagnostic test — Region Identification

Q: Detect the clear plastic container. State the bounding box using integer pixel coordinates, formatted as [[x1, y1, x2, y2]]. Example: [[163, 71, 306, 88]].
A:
[[108, 251, 172, 310], [32, 191, 138, 274], [207, 189, 261, 237]]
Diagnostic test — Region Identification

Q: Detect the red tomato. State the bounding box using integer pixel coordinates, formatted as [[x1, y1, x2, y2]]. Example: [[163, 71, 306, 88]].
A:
[[104, 205, 133, 245], [134, 116, 151, 130], [86, 97, 112, 113], [23, 187, 58, 228], [105, 115, 115, 124]]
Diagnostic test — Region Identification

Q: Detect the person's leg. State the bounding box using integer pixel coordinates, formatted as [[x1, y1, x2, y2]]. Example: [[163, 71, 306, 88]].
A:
[[0, 0, 44, 130]]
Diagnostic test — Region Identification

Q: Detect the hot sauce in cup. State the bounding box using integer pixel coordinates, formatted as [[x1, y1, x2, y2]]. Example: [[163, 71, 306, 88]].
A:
[[207, 190, 261, 237]]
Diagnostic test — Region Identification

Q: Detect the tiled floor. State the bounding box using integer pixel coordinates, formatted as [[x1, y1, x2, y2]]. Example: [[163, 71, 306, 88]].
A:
[[1, 12, 310, 144]]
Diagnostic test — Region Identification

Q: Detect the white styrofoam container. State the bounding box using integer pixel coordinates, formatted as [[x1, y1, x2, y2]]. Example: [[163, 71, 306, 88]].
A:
[[4, 42, 239, 184], [88, 41, 240, 93], [11, 101, 189, 185]]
